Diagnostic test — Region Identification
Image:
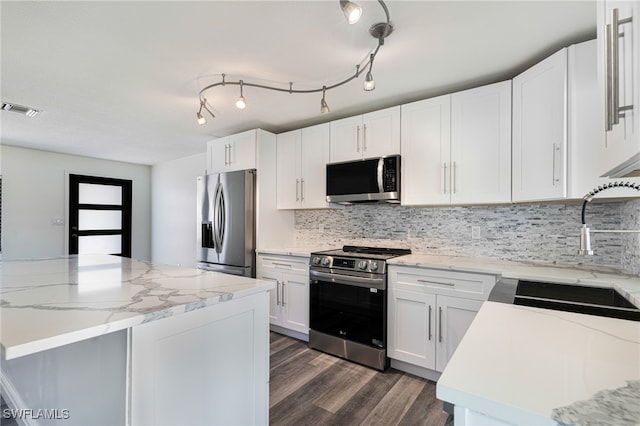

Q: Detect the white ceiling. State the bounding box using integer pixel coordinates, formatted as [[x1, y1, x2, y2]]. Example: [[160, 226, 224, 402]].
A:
[[1, 0, 596, 166]]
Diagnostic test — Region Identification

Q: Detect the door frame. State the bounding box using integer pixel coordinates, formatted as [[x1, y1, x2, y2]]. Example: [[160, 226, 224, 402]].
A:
[[66, 172, 132, 257]]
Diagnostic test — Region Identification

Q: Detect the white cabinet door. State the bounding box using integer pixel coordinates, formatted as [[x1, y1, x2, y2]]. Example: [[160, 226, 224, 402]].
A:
[[276, 130, 301, 210], [388, 288, 436, 369], [227, 130, 257, 171], [330, 115, 363, 163], [435, 296, 483, 372], [207, 130, 257, 173], [258, 273, 281, 325], [361, 106, 401, 159], [329, 106, 400, 163], [450, 81, 512, 204], [512, 48, 568, 202], [300, 123, 330, 209], [281, 272, 309, 334], [598, 1, 640, 174], [401, 95, 452, 206]]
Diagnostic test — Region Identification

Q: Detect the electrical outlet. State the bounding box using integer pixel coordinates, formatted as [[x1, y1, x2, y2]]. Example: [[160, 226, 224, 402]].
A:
[[51, 218, 64, 226], [471, 226, 481, 240]]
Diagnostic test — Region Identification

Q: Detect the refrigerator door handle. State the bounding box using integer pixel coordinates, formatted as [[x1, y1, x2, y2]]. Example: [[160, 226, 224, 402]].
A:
[[213, 181, 226, 254]]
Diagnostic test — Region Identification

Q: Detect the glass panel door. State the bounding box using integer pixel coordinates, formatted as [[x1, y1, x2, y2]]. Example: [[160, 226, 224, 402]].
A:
[[69, 174, 132, 257]]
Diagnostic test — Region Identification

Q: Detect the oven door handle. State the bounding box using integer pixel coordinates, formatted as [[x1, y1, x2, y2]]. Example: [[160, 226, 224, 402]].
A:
[[309, 269, 385, 289]]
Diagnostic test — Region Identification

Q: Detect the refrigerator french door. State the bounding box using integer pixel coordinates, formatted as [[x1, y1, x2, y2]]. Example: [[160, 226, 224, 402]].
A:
[[196, 169, 256, 277]]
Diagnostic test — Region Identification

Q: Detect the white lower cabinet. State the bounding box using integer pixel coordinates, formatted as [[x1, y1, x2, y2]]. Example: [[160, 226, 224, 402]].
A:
[[256, 253, 309, 337], [388, 266, 494, 375]]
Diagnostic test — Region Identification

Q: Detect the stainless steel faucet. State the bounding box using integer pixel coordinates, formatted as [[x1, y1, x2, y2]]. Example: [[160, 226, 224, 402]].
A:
[[579, 181, 640, 255]]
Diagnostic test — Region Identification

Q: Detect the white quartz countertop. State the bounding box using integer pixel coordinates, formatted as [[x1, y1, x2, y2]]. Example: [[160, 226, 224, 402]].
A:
[[388, 254, 640, 307], [436, 301, 640, 425], [256, 247, 315, 257], [0, 254, 274, 360]]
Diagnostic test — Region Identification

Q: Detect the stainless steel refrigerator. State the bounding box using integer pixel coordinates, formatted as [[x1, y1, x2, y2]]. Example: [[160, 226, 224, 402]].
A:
[[196, 169, 256, 277]]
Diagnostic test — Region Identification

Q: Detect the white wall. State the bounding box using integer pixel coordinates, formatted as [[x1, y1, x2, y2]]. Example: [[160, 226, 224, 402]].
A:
[[150, 152, 206, 267], [1, 145, 151, 260]]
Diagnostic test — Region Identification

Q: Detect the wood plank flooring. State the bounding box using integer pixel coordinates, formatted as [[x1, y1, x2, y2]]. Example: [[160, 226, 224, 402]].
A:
[[270, 332, 451, 426]]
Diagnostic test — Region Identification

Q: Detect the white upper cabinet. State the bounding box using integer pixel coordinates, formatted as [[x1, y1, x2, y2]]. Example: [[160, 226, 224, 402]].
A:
[[402, 82, 511, 206], [450, 81, 512, 205], [597, 0, 640, 176], [207, 129, 257, 173], [512, 47, 568, 202], [277, 123, 330, 209], [330, 106, 400, 163], [400, 95, 452, 205]]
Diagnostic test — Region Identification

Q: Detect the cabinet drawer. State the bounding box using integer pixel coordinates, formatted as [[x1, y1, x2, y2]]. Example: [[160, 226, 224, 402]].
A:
[[389, 266, 496, 300], [258, 254, 309, 274]]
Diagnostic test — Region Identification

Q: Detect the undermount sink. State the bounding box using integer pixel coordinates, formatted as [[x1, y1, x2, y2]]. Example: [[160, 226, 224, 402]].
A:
[[514, 280, 640, 322]]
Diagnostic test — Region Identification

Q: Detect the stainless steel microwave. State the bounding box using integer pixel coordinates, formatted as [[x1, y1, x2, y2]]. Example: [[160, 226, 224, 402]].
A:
[[326, 155, 401, 204]]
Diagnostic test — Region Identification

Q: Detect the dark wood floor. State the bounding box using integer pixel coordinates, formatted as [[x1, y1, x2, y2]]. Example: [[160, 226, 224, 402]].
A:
[[270, 332, 451, 426]]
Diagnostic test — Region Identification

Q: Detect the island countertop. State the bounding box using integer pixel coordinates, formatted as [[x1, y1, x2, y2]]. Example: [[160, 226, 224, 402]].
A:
[[0, 254, 274, 360], [436, 301, 640, 425]]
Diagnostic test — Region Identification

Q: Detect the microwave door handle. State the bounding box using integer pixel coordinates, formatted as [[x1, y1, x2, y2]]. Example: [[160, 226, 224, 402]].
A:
[[377, 158, 384, 193]]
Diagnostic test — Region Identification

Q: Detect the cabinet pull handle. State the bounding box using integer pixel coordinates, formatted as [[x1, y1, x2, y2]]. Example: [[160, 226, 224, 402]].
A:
[[418, 279, 455, 287], [606, 9, 634, 131], [228, 144, 232, 165], [301, 178, 305, 202], [281, 282, 286, 307], [356, 125, 361, 152], [296, 179, 300, 202], [439, 306, 443, 343], [276, 280, 281, 306], [552, 144, 561, 185], [363, 123, 367, 151], [452, 161, 457, 194], [428, 305, 433, 341], [443, 163, 448, 194], [273, 262, 292, 268]]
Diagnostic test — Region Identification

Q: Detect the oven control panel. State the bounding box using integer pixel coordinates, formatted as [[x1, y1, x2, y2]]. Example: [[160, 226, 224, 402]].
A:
[[311, 256, 385, 274]]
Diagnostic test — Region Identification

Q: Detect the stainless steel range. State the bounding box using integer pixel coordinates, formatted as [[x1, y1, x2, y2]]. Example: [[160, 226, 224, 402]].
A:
[[308, 245, 411, 370]]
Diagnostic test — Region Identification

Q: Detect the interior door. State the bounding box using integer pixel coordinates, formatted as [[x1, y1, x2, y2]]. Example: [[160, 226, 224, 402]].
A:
[[68, 174, 132, 257]]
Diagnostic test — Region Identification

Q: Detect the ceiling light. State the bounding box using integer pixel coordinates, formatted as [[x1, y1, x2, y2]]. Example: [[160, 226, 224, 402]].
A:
[[363, 54, 375, 91], [321, 87, 330, 114], [197, 98, 215, 125], [195, 0, 394, 124], [340, 0, 362, 24], [235, 80, 247, 110], [1, 101, 40, 118]]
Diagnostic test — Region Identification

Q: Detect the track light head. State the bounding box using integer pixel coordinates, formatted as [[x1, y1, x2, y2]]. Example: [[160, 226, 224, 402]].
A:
[[340, 0, 362, 24], [363, 54, 375, 91], [235, 81, 247, 109], [196, 98, 215, 125], [197, 111, 207, 125], [320, 86, 330, 114]]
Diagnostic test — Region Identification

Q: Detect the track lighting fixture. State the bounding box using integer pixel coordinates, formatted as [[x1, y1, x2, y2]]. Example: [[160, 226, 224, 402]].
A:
[[235, 80, 247, 110], [340, 0, 362, 24], [320, 86, 330, 114], [196, 0, 394, 124], [363, 54, 375, 91], [197, 98, 215, 125]]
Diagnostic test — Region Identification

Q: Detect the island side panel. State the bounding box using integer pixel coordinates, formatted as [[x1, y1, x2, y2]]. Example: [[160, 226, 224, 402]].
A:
[[0, 329, 128, 425], [130, 290, 270, 425]]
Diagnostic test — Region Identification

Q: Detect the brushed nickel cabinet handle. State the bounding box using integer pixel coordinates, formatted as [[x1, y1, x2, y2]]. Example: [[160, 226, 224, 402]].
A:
[[439, 306, 443, 343], [428, 305, 433, 341]]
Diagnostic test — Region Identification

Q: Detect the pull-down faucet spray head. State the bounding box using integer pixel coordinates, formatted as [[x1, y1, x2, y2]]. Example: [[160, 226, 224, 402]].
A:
[[579, 181, 640, 256]]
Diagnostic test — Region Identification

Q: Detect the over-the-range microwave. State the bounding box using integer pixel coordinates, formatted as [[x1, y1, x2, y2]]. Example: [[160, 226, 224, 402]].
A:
[[326, 155, 400, 204]]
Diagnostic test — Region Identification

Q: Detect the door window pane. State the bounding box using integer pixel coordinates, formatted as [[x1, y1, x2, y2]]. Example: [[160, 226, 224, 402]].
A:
[[78, 235, 122, 254], [79, 183, 122, 205], [79, 210, 122, 230]]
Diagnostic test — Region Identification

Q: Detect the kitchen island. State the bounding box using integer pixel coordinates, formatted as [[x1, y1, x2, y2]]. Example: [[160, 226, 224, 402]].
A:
[[436, 301, 640, 425], [0, 254, 274, 425]]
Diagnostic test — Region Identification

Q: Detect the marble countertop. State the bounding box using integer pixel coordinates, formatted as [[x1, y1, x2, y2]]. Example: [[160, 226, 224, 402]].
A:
[[388, 254, 640, 307], [256, 247, 317, 257], [0, 254, 274, 360], [437, 301, 640, 425]]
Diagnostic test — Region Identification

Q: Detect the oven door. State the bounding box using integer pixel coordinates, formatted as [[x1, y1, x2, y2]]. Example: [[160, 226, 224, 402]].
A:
[[309, 270, 386, 349]]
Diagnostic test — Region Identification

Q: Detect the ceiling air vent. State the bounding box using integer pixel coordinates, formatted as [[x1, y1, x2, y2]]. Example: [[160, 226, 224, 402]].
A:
[[1, 102, 40, 118]]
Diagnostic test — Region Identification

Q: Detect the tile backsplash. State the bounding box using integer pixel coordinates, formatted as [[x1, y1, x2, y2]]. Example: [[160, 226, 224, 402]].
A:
[[294, 199, 640, 276]]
